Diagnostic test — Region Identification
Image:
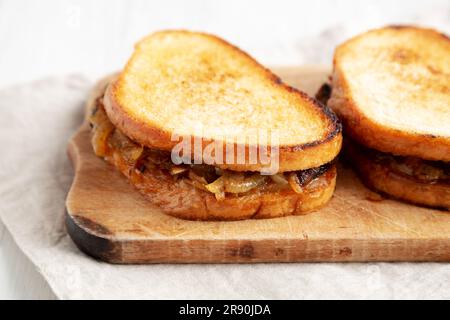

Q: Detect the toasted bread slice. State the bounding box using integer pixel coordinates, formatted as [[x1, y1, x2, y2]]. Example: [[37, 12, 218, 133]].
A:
[[329, 26, 450, 161], [345, 139, 450, 210], [104, 30, 341, 173]]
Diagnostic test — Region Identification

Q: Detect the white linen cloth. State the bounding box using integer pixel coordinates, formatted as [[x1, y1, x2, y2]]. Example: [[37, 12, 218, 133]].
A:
[[0, 76, 449, 300]]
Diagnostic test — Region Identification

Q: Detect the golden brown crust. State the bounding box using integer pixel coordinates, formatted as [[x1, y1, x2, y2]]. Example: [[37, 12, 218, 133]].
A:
[[329, 25, 450, 161], [105, 30, 342, 172], [345, 140, 450, 210]]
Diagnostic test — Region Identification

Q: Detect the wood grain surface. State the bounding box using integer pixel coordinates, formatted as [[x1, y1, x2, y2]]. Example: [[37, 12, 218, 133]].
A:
[[65, 66, 450, 264]]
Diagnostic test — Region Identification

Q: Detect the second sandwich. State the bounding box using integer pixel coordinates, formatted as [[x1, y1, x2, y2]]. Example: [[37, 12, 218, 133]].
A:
[[326, 26, 450, 210]]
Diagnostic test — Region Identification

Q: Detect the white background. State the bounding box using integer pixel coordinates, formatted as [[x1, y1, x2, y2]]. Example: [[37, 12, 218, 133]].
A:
[[0, 0, 449, 299]]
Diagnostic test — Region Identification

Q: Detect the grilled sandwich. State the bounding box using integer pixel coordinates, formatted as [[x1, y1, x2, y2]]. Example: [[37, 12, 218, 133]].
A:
[[89, 30, 342, 220], [324, 26, 450, 210]]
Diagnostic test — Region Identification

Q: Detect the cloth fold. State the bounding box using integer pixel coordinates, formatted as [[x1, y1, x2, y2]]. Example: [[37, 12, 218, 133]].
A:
[[0, 76, 449, 300]]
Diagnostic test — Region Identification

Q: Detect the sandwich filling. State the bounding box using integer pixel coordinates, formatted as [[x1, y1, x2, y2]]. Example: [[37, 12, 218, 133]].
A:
[[90, 97, 334, 200], [350, 142, 450, 185]]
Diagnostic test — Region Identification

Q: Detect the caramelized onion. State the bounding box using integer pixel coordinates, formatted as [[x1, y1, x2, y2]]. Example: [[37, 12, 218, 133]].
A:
[[288, 173, 304, 194], [270, 174, 289, 185], [215, 191, 225, 201], [90, 107, 114, 157], [170, 166, 188, 175], [305, 176, 327, 191], [122, 146, 144, 163], [91, 124, 114, 157], [370, 146, 449, 182], [223, 174, 266, 193], [414, 164, 445, 181], [108, 130, 144, 164], [205, 177, 225, 200]]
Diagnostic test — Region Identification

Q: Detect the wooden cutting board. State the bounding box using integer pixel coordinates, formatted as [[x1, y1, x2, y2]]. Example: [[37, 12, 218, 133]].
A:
[[65, 66, 450, 264]]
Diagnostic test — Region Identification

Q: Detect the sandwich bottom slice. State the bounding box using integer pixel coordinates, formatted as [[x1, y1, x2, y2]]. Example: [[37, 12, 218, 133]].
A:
[[88, 87, 337, 221], [344, 139, 450, 211]]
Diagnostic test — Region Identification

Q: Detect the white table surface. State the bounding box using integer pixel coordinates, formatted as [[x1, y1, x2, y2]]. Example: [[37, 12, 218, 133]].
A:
[[0, 0, 449, 300]]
